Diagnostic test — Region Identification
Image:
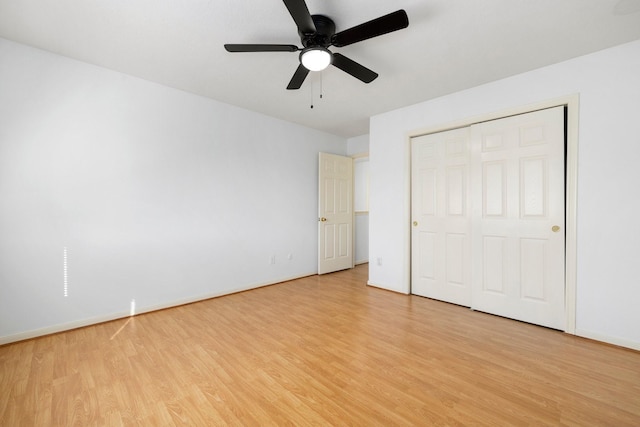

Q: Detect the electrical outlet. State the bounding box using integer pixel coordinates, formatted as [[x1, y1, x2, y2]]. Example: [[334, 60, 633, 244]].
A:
[[270, 255, 276, 265]]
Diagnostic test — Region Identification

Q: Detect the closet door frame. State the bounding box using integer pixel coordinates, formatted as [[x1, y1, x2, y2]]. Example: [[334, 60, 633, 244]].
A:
[[407, 94, 579, 334]]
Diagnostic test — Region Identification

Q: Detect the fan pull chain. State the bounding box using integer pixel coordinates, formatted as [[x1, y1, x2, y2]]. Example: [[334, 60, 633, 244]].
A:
[[310, 74, 325, 109]]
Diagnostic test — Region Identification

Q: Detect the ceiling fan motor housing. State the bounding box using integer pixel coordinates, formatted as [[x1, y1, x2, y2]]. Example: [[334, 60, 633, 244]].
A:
[[300, 15, 336, 48]]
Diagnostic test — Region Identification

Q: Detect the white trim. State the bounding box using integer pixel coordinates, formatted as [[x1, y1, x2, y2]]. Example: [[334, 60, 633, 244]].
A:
[[353, 155, 370, 213], [0, 272, 317, 346], [352, 156, 356, 269], [564, 95, 580, 335], [367, 281, 409, 294], [404, 135, 412, 298], [406, 94, 580, 335], [575, 329, 640, 352], [409, 95, 577, 137]]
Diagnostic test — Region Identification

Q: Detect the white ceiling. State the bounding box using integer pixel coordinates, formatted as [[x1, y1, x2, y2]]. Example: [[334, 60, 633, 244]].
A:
[[1, 0, 640, 137]]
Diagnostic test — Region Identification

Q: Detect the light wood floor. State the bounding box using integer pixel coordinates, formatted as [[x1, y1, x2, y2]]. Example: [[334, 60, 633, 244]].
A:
[[1, 264, 639, 426]]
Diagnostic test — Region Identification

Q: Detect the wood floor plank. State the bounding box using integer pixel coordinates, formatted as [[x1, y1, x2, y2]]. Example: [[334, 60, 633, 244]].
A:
[[1, 264, 640, 426]]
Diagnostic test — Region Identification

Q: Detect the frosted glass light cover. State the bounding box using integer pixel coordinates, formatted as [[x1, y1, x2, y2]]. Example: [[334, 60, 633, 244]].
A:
[[301, 48, 331, 71]]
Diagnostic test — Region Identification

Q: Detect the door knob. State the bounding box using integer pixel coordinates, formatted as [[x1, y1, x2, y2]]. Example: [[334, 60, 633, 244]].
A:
[[552, 225, 560, 232], [413, 221, 418, 226], [319, 217, 327, 222]]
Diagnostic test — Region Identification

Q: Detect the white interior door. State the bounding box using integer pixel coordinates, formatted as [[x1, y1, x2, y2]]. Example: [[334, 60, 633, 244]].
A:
[[318, 152, 353, 275], [411, 127, 472, 306], [470, 106, 566, 329]]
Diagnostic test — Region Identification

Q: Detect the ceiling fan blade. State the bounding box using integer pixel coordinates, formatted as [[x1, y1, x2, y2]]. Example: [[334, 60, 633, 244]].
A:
[[287, 64, 310, 90], [331, 9, 409, 47], [331, 53, 378, 83], [282, 0, 316, 34], [224, 44, 299, 53]]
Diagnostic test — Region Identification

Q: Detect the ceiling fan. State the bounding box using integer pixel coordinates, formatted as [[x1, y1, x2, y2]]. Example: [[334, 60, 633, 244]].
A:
[[224, 0, 409, 90]]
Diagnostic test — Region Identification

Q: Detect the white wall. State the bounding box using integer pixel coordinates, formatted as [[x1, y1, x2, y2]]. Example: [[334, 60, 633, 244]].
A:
[[369, 39, 640, 350], [347, 134, 369, 156], [0, 38, 346, 343]]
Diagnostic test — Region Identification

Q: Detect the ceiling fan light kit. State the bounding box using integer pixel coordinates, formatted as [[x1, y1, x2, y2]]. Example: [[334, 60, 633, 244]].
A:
[[224, 0, 409, 90], [300, 47, 332, 71]]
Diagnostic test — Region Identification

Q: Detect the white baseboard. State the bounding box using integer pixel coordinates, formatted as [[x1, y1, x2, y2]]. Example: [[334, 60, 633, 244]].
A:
[[366, 281, 409, 295], [0, 312, 131, 346], [0, 271, 317, 346], [574, 328, 640, 352], [11, 272, 636, 354], [364, 285, 640, 352]]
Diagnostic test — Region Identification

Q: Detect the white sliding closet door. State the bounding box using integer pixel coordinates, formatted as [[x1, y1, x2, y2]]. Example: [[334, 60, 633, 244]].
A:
[[411, 127, 472, 306], [470, 106, 566, 330], [411, 106, 566, 330]]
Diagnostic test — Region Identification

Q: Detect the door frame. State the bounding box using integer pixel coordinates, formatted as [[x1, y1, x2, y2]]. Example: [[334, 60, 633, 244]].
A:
[[407, 94, 579, 334]]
